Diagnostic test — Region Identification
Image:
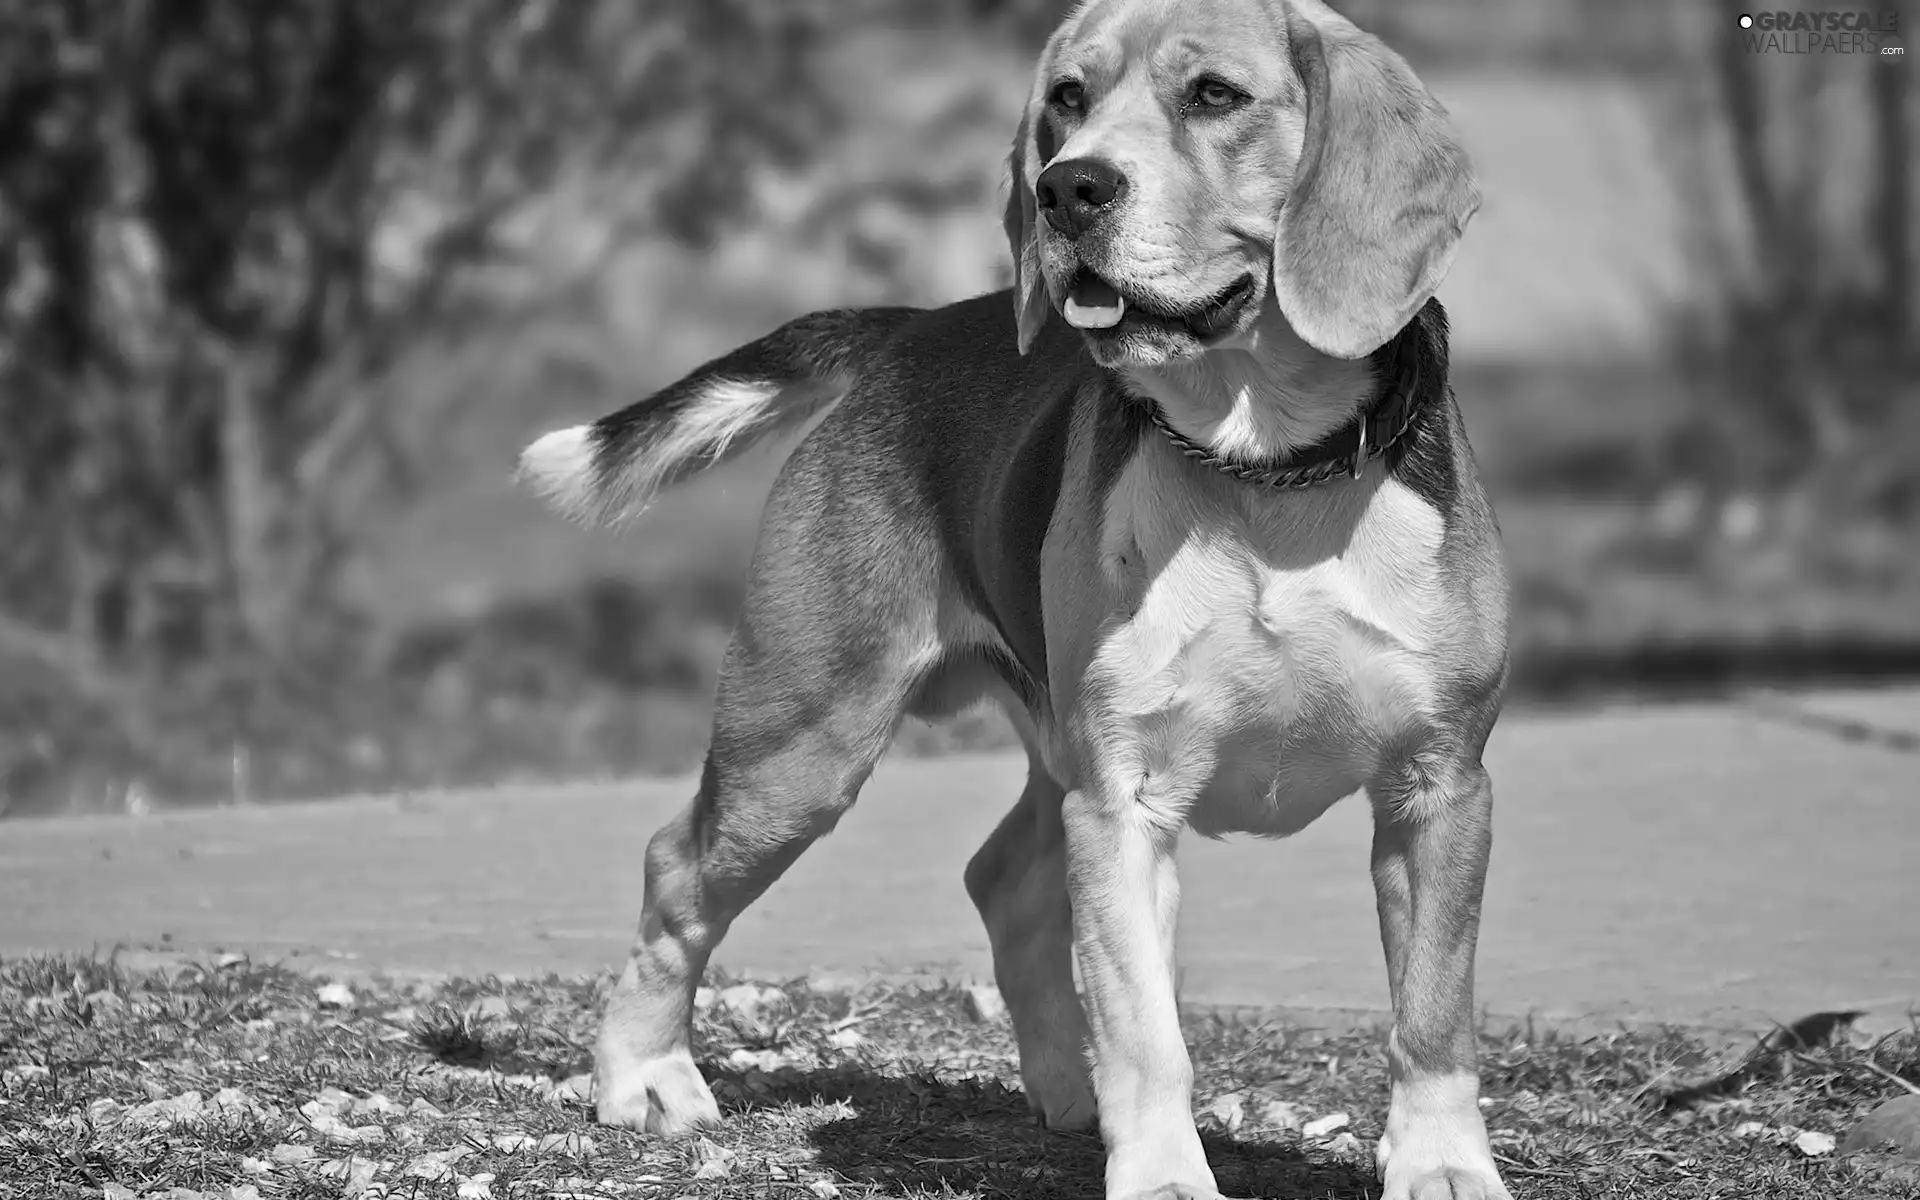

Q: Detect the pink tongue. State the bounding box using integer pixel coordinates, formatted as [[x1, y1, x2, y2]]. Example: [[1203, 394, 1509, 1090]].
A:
[[1072, 275, 1121, 307]]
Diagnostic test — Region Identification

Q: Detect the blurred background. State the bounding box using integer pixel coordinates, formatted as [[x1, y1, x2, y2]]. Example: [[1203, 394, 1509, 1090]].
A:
[[0, 0, 1913, 817]]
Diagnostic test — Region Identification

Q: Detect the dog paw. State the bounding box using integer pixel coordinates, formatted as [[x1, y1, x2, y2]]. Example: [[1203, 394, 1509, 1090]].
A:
[[594, 1048, 720, 1134], [1379, 1166, 1512, 1200], [1377, 1134, 1512, 1200], [1117, 1184, 1230, 1200]]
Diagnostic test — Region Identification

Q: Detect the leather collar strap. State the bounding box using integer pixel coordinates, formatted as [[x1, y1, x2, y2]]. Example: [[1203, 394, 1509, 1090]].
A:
[[1145, 331, 1426, 491]]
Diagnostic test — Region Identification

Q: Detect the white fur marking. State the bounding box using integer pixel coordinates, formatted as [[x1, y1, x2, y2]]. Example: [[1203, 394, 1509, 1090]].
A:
[[1084, 451, 1447, 839], [1377, 1066, 1504, 1197], [518, 378, 793, 527], [516, 425, 600, 523], [610, 379, 785, 520], [1125, 333, 1376, 465]]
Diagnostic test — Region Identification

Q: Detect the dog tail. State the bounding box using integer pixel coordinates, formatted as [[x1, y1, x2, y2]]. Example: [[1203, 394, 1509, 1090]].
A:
[[517, 306, 921, 526]]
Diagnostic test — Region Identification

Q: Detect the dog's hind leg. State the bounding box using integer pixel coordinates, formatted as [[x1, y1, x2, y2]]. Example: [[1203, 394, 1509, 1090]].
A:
[[593, 509, 936, 1133], [964, 735, 1097, 1131]]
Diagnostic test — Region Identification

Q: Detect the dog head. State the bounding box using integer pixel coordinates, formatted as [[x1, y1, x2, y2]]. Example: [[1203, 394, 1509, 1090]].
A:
[[1005, 0, 1479, 368]]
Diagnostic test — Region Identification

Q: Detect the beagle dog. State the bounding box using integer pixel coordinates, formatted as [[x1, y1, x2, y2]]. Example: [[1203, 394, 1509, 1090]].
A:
[[519, 1, 1511, 1197]]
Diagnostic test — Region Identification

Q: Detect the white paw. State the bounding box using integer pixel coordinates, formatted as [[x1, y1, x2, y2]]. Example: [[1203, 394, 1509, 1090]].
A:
[[594, 1047, 720, 1134], [1116, 1184, 1229, 1200], [1376, 1126, 1513, 1200]]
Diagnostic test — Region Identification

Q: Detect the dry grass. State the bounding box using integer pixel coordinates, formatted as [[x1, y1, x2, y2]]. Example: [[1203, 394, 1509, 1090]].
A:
[[4, 955, 1918, 1198]]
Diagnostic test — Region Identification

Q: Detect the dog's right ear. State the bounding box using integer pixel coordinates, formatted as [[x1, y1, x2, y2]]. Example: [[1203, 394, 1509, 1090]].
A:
[[1004, 110, 1050, 355], [1272, 4, 1480, 359]]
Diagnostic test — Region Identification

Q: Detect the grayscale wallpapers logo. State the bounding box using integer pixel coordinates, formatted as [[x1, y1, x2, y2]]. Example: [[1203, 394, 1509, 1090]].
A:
[[1736, 11, 1905, 55]]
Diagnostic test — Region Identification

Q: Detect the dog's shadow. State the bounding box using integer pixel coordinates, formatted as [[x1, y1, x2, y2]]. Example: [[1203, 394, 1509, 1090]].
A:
[[705, 1063, 1379, 1200]]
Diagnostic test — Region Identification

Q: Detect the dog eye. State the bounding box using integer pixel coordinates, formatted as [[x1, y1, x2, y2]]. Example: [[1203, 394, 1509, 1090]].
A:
[[1192, 79, 1243, 109], [1050, 80, 1085, 111]]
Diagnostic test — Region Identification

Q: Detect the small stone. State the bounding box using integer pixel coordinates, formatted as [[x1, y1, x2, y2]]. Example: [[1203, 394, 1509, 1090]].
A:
[[316, 982, 356, 1009], [83, 990, 125, 1016], [1842, 1095, 1920, 1159], [552, 1073, 595, 1105], [1202, 1091, 1245, 1133], [962, 985, 1007, 1024], [313, 1087, 357, 1116], [1793, 1129, 1837, 1157], [809, 1181, 840, 1198], [692, 1136, 737, 1175], [492, 1132, 538, 1153], [693, 986, 717, 1014], [271, 1143, 318, 1164], [239, 1157, 272, 1175], [319, 1158, 380, 1197], [1302, 1112, 1350, 1139], [103, 1186, 138, 1200], [226, 1187, 264, 1200], [805, 969, 865, 998], [409, 1097, 447, 1120], [406, 1148, 473, 1179], [1252, 1096, 1304, 1132], [715, 983, 788, 1026], [307, 1111, 387, 1145], [536, 1132, 597, 1156], [127, 1091, 206, 1129], [354, 1092, 403, 1116], [458, 1173, 497, 1199], [1732, 1120, 1769, 1139], [87, 1097, 127, 1125], [826, 1029, 863, 1050], [1325, 1131, 1365, 1159]]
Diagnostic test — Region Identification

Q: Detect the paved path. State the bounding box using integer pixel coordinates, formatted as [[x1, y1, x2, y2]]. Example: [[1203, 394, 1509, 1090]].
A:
[[3, 690, 1916, 1033]]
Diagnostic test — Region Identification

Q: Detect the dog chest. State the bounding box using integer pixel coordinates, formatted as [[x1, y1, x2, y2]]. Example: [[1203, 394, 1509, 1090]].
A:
[[1083, 457, 1448, 834]]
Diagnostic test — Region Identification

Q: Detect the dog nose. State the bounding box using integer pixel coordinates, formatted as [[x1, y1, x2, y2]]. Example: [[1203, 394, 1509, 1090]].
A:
[[1035, 158, 1129, 237]]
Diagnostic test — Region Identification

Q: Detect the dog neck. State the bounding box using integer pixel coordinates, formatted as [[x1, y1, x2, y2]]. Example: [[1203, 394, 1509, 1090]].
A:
[[1120, 305, 1376, 466]]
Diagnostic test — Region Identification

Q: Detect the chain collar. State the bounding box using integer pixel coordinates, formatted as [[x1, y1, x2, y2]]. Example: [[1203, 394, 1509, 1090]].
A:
[[1144, 336, 1426, 491]]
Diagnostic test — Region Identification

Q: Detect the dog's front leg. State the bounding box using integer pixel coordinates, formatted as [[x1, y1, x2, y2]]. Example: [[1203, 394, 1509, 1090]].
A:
[[1369, 760, 1513, 1200], [1063, 785, 1220, 1200]]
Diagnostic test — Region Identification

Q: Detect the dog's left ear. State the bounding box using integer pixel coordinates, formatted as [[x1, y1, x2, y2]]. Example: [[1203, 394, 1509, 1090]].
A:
[[1273, 4, 1480, 359], [1004, 110, 1051, 355]]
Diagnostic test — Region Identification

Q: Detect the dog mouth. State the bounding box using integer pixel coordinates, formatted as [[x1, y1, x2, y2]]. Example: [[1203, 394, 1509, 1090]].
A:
[[1062, 270, 1258, 341]]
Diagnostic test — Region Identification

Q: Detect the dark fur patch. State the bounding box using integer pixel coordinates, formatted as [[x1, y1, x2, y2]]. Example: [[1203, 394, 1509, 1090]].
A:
[[589, 306, 922, 483], [1375, 298, 1461, 519]]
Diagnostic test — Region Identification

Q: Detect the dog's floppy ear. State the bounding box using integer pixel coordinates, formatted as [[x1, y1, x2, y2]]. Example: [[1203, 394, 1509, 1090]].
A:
[[1272, 5, 1480, 359], [1004, 110, 1051, 355]]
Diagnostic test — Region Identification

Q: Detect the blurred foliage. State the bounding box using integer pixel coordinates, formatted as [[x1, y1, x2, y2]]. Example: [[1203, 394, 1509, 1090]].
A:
[[1662, 0, 1917, 527], [0, 0, 836, 810]]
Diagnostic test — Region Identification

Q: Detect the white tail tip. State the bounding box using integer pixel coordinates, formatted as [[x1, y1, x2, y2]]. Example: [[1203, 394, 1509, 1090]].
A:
[[517, 425, 600, 521]]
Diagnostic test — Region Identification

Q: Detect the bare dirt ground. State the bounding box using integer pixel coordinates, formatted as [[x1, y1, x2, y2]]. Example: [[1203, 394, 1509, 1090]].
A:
[[4, 689, 1916, 1037]]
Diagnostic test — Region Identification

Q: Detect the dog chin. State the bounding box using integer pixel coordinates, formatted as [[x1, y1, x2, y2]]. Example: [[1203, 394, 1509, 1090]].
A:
[[1080, 323, 1211, 369]]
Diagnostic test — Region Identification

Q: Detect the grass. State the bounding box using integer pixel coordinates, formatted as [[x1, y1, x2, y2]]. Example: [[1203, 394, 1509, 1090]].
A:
[[3, 957, 1918, 1198]]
